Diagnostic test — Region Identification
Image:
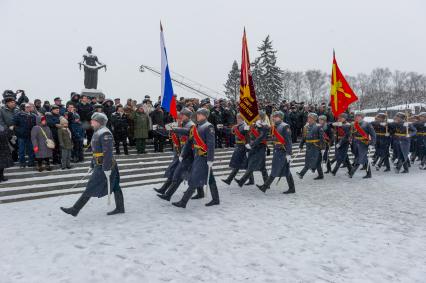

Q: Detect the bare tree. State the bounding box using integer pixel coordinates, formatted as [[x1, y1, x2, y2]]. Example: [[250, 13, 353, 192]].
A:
[[304, 69, 327, 104], [291, 71, 305, 102]]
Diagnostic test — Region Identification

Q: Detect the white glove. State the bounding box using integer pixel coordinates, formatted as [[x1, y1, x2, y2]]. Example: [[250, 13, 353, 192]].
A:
[[152, 125, 158, 130], [87, 167, 93, 174], [245, 144, 251, 150], [104, 170, 112, 179], [207, 161, 213, 167], [243, 125, 250, 131], [380, 122, 387, 126], [385, 133, 390, 137], [286, 155, 292, 163], [256, 120, 262, 127], [332, 122, 342, 127], [9, 125, 14, 130], [403, 122, 409, 127], [369, 145, 375, 151], [336, 143, 341, 149], [179, 156, 183, 162], [217, 124, 224, 129]]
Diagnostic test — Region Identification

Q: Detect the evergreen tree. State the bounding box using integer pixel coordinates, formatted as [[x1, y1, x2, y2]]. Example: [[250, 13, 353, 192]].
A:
[[252, 35, 283, 103], [223, 60, 240, 102]]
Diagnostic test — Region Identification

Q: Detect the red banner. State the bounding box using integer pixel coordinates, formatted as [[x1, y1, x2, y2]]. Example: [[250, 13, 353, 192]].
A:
[[239, 29, 259, 125]]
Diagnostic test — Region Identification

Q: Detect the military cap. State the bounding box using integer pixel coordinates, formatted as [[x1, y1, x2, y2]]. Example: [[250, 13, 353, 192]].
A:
[[308, 112, 318, 120], [51, 105, 60, 110], [395, 112, 406, 120], [318, 115, 327, 121], [375, 113, 386, 119], [272, 111, 284, 119], [180, 107, 193, 117], [354, 111, 365, 117]]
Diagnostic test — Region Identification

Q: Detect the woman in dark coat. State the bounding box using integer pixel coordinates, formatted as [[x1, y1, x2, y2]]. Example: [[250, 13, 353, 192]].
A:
[[31, 116, 53, 172], [0, 125, 14, 182]]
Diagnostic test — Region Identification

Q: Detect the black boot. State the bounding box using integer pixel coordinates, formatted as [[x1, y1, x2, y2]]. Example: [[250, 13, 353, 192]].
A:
[[0, 169, 7, 182], [283, 174, 296, 194], [235, 170, 252, 187], [107, 190, 125, 215], [363, 164, 372, 179], [331, 161, 342, 176], [172, 187, 195, 208], [192, 187, 205, 199], [261, 168, 269, 183], [348, 164, 359, 178], [158, 180, 182, 201], [206, 177, 220, 206], [324, 161, 332, 174], [221, 169, 238, 185], [256, 176, 274, 193], [401, 161, 409, 173], [245, 173, 255, 185], [153, 179, 172, 194], [60, 194, 90, 217], [314, 165, 324, 180]]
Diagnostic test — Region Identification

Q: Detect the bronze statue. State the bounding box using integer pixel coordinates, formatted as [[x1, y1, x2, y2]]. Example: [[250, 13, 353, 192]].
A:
[[79, 46, 106, 89]]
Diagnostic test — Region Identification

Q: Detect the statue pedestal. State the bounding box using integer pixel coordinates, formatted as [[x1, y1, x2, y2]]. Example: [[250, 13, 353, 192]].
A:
[[81, 89, 105, 99]]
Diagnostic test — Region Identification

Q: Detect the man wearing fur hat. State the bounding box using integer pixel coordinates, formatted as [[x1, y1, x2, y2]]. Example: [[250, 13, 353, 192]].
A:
[[257, 111, 295, 194], [172, 108, 219, 208], [370, 113, 391, 172], [348, 111, 376, 178], [390, 112, 416, 173], [297, 112, 325, 180], [60, 112, 124, 216]]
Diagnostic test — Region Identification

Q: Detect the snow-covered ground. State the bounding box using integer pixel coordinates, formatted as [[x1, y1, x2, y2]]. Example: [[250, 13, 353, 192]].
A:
[[1, 167, 426, 283]]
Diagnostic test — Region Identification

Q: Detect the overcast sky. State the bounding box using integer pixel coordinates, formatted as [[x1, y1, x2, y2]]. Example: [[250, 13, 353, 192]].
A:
[[2, 0, 425, 102]]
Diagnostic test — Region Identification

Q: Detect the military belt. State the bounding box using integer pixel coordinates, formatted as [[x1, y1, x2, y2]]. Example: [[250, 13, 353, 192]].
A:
[[306, 139, 320, 143], [417, 132, 426, 136], [236, 141, 246, 144], [394, 133, 408, 137]]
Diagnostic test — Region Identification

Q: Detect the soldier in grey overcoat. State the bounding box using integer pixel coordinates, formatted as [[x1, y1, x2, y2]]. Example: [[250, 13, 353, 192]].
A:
[[60, 112, 125, 216], [297, 113, 325, 180], [256, 111, 295, 194]]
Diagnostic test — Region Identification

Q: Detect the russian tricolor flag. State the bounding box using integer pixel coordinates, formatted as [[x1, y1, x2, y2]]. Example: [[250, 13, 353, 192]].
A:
[[160, 22, 177, 119]]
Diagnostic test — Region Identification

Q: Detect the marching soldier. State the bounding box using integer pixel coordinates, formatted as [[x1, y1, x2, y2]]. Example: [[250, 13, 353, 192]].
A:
[[221, 113, 252, 185], [415, 112, 426, 169], [371, 113, 391, 171], [297, 113, 325, 180], [348, 111, 376, 178], [235, 111, 270, 187], [157, 108, 204, 201], [390, 112, 417, 173], [60, 112, 125, 216], [256, 111, 295, 194], [330, 113, 352, 175], [172, 108, 220, 208], [319, 115, 334, 174]]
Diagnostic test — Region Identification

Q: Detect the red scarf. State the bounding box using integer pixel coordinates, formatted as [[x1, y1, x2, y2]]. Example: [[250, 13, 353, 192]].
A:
[[233, 125, 246, 141]]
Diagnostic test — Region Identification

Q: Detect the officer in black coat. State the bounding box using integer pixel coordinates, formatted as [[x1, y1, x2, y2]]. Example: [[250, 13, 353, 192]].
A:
[[155, 108, 201, 200], [330, 113, 352, 175], [371, 113, 391, 171], [297, 113, 325, 180], [221, 113, 250, 185], [348, 112, 376, 178], [111, 105, 129, 155], [235, 111, 270, 187], [389, 112, 417, 173], [319, 115, 334, 174], [257, 111, 295, 194], [172, 108, 220, 208], [60, 112, 125, 216]]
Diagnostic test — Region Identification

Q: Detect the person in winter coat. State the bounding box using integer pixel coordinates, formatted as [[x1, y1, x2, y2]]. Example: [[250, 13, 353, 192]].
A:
[[102, 99, 115, 130], [150, 103, 166, 152], [111, 105, 129, 155], [0, 124, 14, 182], [0, 96, 19, 128], [131, 105, 149, 154], [67, 111, 85, 163], [53, 97, 66, 116], [77, 94, 94, 145], [13, 104, 36, 168], [31, 115, 53, 172], [123, 99, 136, 146], [16, 90, 29, 106], [46, 105, 62, 164], [58, 117, 73, 169]]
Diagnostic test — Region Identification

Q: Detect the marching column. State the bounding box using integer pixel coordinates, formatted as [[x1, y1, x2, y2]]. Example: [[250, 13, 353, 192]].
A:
[[60, 112, 124, 217], [371, 113, 391, 172]]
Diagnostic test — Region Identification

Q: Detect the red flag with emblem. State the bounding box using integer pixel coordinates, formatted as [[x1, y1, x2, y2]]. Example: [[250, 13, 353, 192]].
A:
[[239, 28, 259, 125], [330, 51, 358, 118]]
